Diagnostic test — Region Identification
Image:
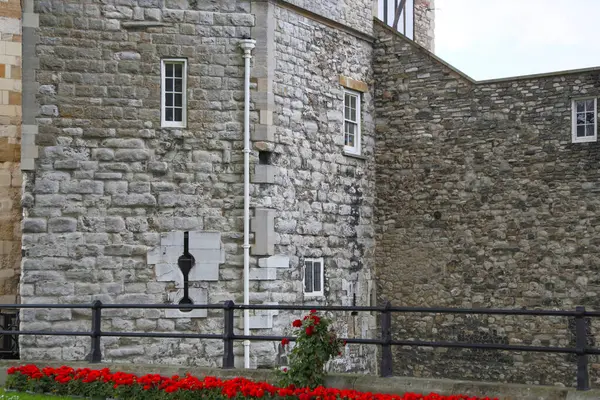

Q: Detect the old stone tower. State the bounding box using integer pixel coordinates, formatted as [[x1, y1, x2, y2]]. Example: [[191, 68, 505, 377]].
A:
[[13, 0, 434, 371]]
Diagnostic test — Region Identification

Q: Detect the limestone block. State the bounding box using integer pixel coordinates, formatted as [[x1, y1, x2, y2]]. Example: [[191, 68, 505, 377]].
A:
[[249, 315, 272, 330], [252, 124, 275, 142], [249, 267, 277, 281], [165, 288, 208, 319], [188, 231, 221, 250], [253, 164, 276, 184], [258, 254, 290, 268], [155, 263, 182, 282], [188, 261, 220, 282], [339, 75, 368, 93], [251, 208, 276, 256]]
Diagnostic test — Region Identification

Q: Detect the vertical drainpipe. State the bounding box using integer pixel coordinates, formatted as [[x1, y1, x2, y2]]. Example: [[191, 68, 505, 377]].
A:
[[240, 38, 256, 369]]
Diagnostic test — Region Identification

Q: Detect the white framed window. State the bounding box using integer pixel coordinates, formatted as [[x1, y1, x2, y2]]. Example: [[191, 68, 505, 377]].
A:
[[161, 59, 187, 128], [572, 98, 597, 143], [344, 89, 361, 155], [303, 258, 324, 297]]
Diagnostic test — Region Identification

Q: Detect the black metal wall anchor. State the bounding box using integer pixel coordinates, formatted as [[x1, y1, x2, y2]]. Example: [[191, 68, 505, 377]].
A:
[[178, 232, 195, 312]]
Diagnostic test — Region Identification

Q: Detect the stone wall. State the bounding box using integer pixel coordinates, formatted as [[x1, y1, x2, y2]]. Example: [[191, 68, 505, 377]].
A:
[[281, 0, 373, 35], [18, 0, 378, 373], [414, 0, 434, 52], [269, 3, 378, 373], [20, 0, 257, 365], [374, 20, 600, 386], [0, 0, 22, 304]]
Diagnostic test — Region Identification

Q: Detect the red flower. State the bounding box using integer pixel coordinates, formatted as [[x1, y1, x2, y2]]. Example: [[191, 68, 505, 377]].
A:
[[310, 309, 317, 314], [305, 326, 314, 336], [311, 315, 321, 325], [292, 319, 302, 327], [281, 338, 290, 346], [2, 363, 500, 400]]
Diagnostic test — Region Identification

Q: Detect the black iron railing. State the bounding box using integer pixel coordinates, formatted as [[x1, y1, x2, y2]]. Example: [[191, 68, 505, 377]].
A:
[[1, 301, 599, 391]]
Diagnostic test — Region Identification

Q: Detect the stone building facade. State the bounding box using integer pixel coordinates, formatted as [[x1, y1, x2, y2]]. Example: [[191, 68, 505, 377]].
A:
[[15, 0, 434, 372], [14, 0, 600, 389], [0, 0, 22, 304], [374, 22, 600, 386]]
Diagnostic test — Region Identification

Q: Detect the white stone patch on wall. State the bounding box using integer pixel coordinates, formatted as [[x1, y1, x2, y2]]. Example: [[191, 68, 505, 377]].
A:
[[147, 231, 225, 318], [257, 254, 290, 268], [240, 301, 280, 330], [147, 231, 225, 282], [166, 288, 208, 319]]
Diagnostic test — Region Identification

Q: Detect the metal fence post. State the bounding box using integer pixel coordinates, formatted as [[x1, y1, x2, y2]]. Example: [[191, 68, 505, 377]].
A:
[[575, 306, 590, 391], [223, 300, 235, 369], [90, 300, 102, 363], [380, 300, 393, 377]]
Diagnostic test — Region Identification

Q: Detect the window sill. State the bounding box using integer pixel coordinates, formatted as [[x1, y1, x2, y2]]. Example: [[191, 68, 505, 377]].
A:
[[343, 151, 367, 160], [572, 137, 597, 144], [303, 293, 325, 299], [160, 126, 187, 130]]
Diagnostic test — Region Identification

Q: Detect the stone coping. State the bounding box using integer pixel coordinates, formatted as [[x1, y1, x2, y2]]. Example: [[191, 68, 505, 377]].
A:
[[0, 360, 598, 399]]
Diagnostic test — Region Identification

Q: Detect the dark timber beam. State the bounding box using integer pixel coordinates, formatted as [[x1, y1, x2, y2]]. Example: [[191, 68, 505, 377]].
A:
[[392, 0, 407, 31]]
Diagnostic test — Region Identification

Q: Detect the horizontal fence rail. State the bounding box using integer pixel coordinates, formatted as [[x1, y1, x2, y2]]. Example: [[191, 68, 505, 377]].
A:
[[0, 301, 596, 391]]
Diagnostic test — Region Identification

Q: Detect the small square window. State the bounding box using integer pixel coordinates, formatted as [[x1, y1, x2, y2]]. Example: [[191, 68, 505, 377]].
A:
[[303, 258, 324, 297], [343, 89, 361, 155], [572, 98, 597, 143], [161, 59, 187, 128]]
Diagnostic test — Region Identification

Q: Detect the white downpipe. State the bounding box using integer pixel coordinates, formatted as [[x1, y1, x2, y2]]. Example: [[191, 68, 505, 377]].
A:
[[240, 38, 256, 370]]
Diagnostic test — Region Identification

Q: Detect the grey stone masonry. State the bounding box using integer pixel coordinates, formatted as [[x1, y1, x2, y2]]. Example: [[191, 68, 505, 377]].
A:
[[374, 20, 600, 387], [18, 0, 400, 373], [414, 0, 434, 52], [268, 3, 378, 373], [282, 0, 374, 35], [20, 0, 259, 367]]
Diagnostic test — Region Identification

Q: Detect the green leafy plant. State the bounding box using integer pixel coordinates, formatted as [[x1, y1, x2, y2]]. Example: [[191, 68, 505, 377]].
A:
[[276, 309, 345, 389]]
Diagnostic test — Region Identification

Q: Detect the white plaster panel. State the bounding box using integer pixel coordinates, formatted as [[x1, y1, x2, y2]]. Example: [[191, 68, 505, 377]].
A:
[[249, 315, 272, 329], [189, 248, 224, 264], [155, 263, 182, 282], [165, 288, 208, 318], [258, 254, 289, 268], [188, 262, 220, 282], [188, 232, 221, 250]]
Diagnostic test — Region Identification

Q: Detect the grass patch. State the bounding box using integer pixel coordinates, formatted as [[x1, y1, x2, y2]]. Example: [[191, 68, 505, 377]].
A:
[[0, 389, 72, 399]]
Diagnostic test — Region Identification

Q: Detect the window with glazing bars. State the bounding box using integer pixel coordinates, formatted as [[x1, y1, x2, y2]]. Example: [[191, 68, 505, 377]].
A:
[[303, 258, 324, 297], [161, 59, 187, 128], [344, 89, 361, 155], [572, 98, 597, 143]]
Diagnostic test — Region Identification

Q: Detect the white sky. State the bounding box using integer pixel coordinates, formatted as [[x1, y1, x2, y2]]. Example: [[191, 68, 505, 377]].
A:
[[435, 0, 600, 80]]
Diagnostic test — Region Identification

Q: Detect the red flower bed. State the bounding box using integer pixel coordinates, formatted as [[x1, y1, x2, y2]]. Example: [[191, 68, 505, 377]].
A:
[[6, 364, 499, 400]]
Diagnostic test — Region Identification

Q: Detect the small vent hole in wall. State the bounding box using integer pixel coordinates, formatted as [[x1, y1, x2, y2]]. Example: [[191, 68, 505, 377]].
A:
[[259, 151, 272, 165]]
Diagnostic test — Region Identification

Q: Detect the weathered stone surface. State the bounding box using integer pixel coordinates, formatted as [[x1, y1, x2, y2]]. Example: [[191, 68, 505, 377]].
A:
[[374, 21, 600, 387], [17, 0, 439, 376]]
